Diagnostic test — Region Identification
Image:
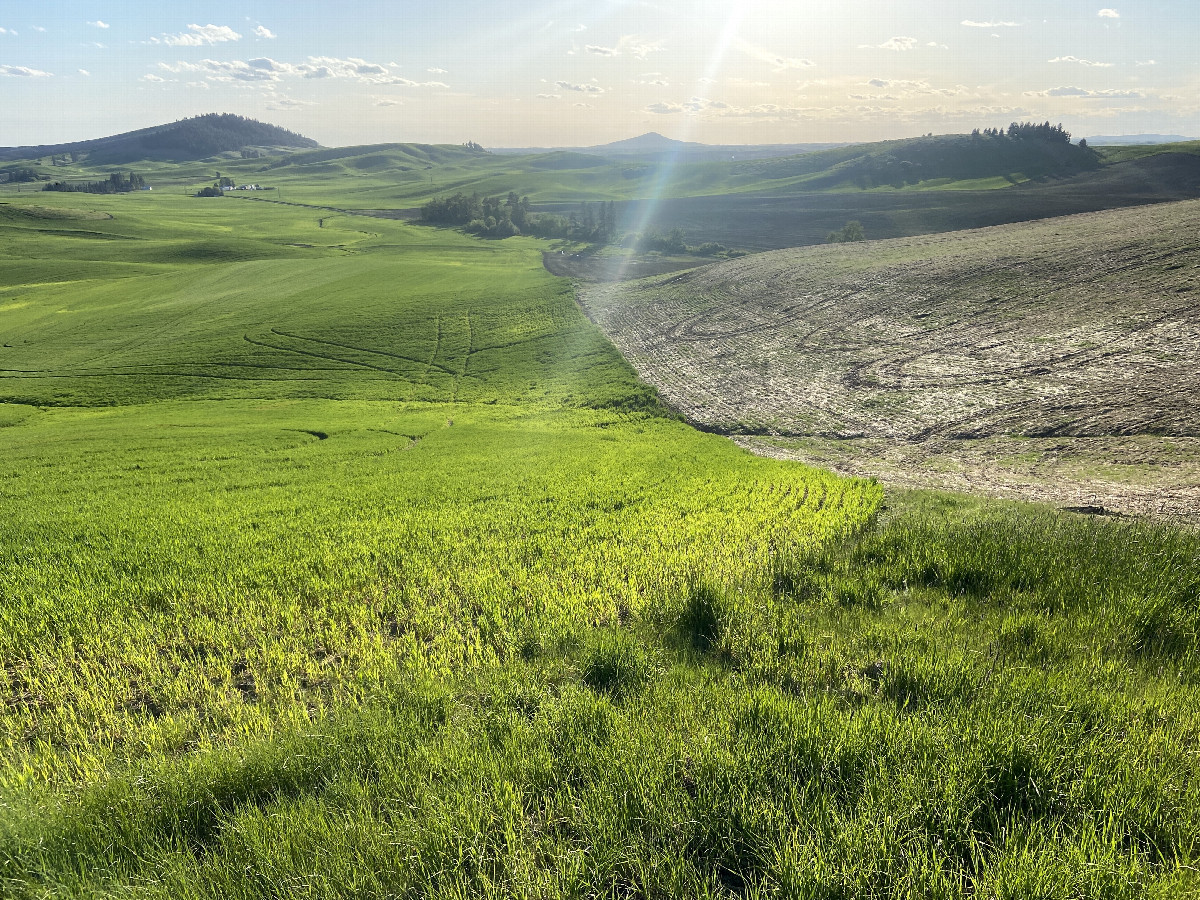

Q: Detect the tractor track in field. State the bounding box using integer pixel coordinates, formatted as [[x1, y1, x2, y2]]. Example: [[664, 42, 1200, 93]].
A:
[[242, 334, 409, 380], [580, 199, 1200, 521]]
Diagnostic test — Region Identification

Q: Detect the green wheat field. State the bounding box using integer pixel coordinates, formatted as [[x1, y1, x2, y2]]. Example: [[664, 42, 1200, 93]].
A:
[[1, 190, 1197, 898]]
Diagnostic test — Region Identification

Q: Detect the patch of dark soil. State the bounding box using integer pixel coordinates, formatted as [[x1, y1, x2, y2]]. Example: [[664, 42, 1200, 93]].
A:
[[543, 251, 704, 282]]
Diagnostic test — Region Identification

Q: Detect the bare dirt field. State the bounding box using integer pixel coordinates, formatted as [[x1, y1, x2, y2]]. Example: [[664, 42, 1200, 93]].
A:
[[579, 199, 1200, 521], [542, 250, 707, 282]]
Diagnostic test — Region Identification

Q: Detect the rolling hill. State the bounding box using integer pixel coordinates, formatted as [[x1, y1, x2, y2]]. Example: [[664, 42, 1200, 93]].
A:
[[0, 113, 318, 165]]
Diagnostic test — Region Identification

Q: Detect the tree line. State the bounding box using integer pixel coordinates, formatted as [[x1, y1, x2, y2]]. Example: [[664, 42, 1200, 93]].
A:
[[42, 172, 146, 194], [972, 121, 1073, 143], [0, 167, 40, 184], [420, 192, 618, 241]]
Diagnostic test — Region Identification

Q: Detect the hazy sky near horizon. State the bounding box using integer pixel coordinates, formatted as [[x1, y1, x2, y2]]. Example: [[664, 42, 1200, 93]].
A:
[[1, 1, 1198, 148]]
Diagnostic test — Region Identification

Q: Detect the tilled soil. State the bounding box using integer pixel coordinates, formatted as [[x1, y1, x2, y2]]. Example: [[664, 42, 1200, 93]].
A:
[[579, 200, 1200, 521]]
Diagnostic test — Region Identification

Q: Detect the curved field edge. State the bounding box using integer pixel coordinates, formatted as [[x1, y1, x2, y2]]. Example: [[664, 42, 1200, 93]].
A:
[[579, 199, 1200, 521]]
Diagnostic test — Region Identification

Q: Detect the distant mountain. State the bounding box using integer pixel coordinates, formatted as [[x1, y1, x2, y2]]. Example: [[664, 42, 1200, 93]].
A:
[[0, 114, 319, 165], [493, 132, 849, 161], [587, 132, 710, 153], [1084, 134, 1194, 146]]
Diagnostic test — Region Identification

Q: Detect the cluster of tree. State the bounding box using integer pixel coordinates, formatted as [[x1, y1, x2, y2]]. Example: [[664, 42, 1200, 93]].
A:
[[133, 114, 316, 159], [0, 167, 41, 184], [827, 124, 1096, 190], [420, 193, 618, 241], [619, 230, 742, 258], [2, 114, 318, 167], [621, 228, 687, 254], [972, 122, 1072, 143], [42, 172, 145, 194], [826, 220, 866, 244], [462, 141, 486, 152]]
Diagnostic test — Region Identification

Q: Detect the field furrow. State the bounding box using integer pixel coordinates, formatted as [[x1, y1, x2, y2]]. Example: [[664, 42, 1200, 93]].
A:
[[581, 200, 1200, 519]]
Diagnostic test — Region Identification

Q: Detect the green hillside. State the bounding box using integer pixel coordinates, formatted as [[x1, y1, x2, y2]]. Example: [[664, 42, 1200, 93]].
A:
[[0, 114, 317, 166], [1, 179, 1198, 896], [243, 130, 1103, 208], [1097, 138, 1200, 163]]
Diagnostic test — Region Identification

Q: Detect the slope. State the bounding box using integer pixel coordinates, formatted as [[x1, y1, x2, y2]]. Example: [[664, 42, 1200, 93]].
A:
[[581, 199, 1200, 517], [0, 113, 318, 165]]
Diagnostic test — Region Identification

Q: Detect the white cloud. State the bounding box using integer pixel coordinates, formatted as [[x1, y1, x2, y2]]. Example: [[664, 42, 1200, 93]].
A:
[[0, 27, 16, 36], [32, 26, 46, 32], [428, 67, 447, 74], [0, 64, 52, 76], [962, 20, 1020, 27], [374, 97, 402, 107], [160, 58, 280, 82], [735, 39, 816, 71], [78, 68, 90, 76], [1098, 9, 1120, 18], [646, 96, 730, 115], [377, 75, 448, 87], [1136, 59, 1157, 66], [572, 24, 587, 32], [1027, 85, 1141, 98], [141, 73, 165, 82], [536, 93, 560, 99], [865, 78, 967, 97], [860, 36, 919, 51], [585, 35, 663, 60], [262, 90, 312, 110], [555, 79, 604, 93], [1049, 55, 1113, 67], [88, 20, 109, 29], [271, 99, 307, 109], [163, 24, 241, 47], [159, 55, 446, 87], [254, 25, 276, 39], [248, 57, 290, 72]]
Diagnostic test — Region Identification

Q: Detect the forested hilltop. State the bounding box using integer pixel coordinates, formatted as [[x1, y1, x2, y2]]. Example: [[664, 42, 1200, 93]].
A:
[[0, 114, 318, 165], [736, 122, 1099, 189]]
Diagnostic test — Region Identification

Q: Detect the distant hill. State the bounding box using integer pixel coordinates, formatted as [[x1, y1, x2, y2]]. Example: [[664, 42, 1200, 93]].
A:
[[0, 114, 319, 165], [261, 142, 490, 175], [732, 129, 1101, 190], [589, 132, 709, 153], [1085, 134, 1193, 146]]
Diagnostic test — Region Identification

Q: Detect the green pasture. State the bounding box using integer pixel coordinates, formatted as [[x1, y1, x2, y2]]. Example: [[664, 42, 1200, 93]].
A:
[[0, 190, 1197, 896]]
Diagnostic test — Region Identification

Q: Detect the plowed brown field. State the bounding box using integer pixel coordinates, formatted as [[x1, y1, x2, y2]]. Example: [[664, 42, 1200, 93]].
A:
[[580, 200, 1200, 519]]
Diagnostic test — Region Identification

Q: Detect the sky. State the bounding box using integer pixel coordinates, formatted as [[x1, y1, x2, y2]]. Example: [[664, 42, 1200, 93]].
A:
[[1, 1, 1198, 148]]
